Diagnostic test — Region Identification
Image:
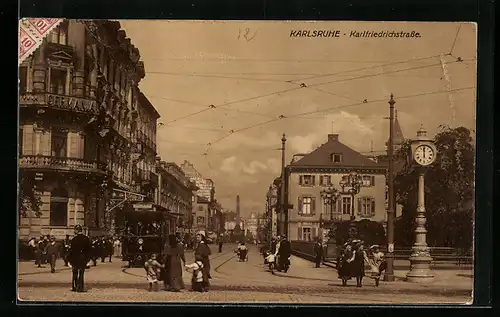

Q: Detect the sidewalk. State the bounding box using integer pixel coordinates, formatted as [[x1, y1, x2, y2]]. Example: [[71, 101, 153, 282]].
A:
[[281, 255, 473, 292]]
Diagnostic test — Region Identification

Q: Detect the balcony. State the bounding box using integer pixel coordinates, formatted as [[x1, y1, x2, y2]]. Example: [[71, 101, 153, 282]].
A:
[[19, 155, 106, 174], [19, 92, 99, 115]]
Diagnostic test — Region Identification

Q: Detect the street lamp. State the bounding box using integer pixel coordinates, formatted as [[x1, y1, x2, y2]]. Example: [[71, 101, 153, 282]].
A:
[[320, 186, 341, 221], [339, 171, 363, 240]]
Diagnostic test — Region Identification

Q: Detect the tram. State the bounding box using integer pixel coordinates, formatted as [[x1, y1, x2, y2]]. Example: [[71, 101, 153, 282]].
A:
[[116, 204, 169, 268]]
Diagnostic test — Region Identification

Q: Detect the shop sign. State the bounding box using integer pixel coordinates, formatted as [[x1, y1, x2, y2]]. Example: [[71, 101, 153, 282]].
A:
[[133, 202, 153, 210], [46, 94, 98, 113]]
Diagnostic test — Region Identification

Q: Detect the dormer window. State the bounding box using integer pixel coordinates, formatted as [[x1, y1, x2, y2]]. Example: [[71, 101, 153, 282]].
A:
[[331, 153, 342, 163]]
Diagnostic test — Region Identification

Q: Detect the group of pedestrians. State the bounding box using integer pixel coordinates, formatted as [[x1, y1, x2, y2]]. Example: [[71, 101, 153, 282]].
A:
[[28, 234, 73, 273], [145, 232, 212, 293], [337, 240, 387, 287]]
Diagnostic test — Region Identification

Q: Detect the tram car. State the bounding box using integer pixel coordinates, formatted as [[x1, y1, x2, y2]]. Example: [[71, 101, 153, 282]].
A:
[[116, 206, 169, 268]]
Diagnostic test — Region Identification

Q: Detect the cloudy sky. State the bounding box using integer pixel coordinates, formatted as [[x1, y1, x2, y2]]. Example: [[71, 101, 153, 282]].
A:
[[119, 20, 477, 218]]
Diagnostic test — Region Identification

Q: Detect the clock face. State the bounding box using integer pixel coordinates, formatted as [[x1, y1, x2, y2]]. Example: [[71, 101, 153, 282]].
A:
[[414, 145, 435, 166]]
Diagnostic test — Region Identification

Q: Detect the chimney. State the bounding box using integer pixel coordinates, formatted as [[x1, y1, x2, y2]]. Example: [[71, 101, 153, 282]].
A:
[[328, 134, 339, 142]]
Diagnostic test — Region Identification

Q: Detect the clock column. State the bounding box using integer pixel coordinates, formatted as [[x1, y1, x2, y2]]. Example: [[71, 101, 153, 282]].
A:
[[406, 126, 435, 283]]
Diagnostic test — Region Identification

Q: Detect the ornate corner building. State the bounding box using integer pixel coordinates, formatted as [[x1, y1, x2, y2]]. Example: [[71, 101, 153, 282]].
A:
[[18, 20, 161, 240]]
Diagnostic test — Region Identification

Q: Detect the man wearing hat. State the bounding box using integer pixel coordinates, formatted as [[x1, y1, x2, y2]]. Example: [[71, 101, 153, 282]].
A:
[[44, 235, 60, 273], [69, 225, 92, 292]]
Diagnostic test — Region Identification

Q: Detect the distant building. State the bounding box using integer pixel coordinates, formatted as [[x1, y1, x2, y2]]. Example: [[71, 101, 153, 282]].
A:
[[194, 196, 210, 231], [245, 212, 259, 238], [286, 133, 388, 241]]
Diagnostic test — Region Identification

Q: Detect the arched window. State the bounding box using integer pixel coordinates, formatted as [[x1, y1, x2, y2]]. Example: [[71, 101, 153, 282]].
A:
[[50, 187, 68, 226]]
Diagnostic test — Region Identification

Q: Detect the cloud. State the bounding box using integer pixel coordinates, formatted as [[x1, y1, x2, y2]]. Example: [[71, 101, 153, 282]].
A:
[[242, 161, 268, 175], [287, 111, 384, 155], [220, 156, 237, 172]]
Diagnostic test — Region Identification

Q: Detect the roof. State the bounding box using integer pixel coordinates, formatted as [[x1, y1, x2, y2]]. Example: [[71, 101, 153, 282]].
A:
[[138, 92, 161, 119], [291, 134, 385, 169], [386, 111, 405, 147]]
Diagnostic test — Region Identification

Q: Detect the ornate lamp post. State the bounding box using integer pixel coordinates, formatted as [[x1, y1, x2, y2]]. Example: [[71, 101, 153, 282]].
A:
[[339, 171, 363, 239], [406, 125, 437, 283], [321, 185, 341, 221], [320, 185, 341, 244]]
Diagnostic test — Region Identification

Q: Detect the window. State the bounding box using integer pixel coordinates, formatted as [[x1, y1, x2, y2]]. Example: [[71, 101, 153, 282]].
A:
[[341, 196, 352, 215], [50, 69, 67, 95], [362, 175, 375, 186], [299, 175, 315, 186], [19, 67, 27, 93], [358, 197, 376, 217], [298, 196, 315, 215], [331, 153, 342, 163], [51, 129, 67, 157], [50, 187, 68, 226], [302, 228, 312, 241], [48, 23, 68, 45], [320, 175, 331, 186], [197, 216, 205, 225]]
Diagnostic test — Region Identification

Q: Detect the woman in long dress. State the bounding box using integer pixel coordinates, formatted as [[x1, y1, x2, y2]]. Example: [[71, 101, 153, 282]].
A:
[[352, 243, 369, 287], [338, 244, 353, 286], [194, 233, 212, 289], [163, 234, 186, 292]]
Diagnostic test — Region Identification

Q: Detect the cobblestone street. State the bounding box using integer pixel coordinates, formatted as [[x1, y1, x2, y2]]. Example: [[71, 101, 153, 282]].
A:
[[18, 244, 473, 304]]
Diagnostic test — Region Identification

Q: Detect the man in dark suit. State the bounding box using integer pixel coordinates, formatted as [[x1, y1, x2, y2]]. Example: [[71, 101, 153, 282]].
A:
[[313, 238, 324, 268], [69, 225, 92, 292], [277, 235, 291, 271], [62, 234, 71, 267]]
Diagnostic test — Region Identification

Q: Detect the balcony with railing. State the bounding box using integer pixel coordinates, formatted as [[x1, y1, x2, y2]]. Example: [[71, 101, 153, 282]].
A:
[[19, 155, 106, 174]]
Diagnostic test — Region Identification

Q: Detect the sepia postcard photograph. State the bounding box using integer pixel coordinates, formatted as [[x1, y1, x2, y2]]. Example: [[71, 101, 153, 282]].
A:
[[17, 19, 476, 305]]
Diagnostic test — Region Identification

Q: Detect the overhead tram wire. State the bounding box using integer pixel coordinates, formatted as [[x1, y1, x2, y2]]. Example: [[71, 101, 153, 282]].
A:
[[161, 56, 475, 130], [288, 54, 444, 83], [148, 95, 278, 123], [149, 54, 468, 126], [180, 57, 475, 125], [146, 71, 294, 83], [203, 86, 475, 151]]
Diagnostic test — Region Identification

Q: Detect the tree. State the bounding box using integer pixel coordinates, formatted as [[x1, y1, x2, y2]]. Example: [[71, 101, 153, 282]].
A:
[[19, 177, 42, 218], [327, 220, 386, 246], [394, 126, 475, 249]]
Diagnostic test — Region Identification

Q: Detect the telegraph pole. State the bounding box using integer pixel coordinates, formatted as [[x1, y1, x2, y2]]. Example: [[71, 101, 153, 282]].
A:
[[385, 93, 396, 282], [280, 133, 287, 237]]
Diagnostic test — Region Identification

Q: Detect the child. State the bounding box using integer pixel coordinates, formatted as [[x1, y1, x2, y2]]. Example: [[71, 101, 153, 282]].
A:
[[185, 255, 205, 292], [144, 254, 165, 292]]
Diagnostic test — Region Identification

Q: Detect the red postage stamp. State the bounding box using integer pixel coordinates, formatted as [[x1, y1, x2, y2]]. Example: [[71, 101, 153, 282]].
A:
[[25, 18, 62, 36], [18, 18, 63, 64], [18, 27, 36, 62]]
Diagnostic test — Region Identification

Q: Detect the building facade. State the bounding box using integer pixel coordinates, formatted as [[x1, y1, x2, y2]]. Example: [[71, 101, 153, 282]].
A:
[[181, 160, 218, 233], [154, 160, 197, 234], [286, 134, 387, 242], [18, 20, 160, 240]]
